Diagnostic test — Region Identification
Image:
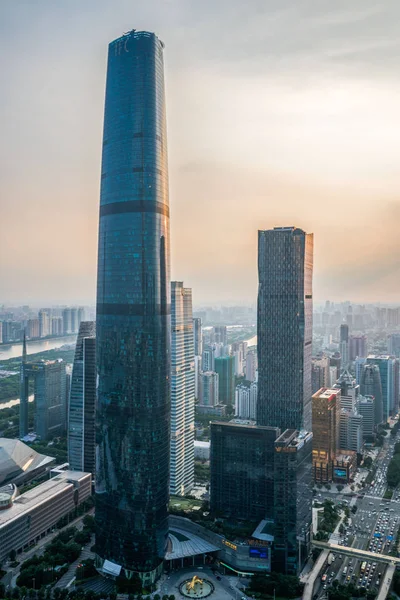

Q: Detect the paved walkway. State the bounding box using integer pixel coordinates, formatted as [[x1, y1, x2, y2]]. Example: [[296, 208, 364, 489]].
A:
[[55, 535, 94, 589], [377, 564, 395, 600]]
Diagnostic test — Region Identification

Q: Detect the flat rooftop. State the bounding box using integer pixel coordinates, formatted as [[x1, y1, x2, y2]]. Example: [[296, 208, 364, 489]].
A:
[[0, 471, 90, 528]]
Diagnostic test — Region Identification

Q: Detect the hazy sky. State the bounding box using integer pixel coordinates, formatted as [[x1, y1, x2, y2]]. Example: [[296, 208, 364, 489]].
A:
[[1, 0, 400, 306]]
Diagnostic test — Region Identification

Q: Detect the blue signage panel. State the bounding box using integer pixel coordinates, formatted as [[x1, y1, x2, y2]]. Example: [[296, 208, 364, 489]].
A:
[[249, 547, 268, 559]]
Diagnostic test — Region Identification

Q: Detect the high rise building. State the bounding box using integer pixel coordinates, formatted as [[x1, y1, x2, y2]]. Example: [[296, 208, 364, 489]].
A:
[[95, 30, 170, 583], [245, 350, 257, 383], [170, 282, 195, 496], [62, 308, 71, 335], [199, 371, 219, 407], [257, 227, 313, 431], [0, 322, 2, 344], [20, 332, 29, 438], [214, 355, 235, 405], [51, 317, 63, 336], [340, 324, 349, 370], [193, 318, 202, 356], [210, 421, 279, 521], [312, 388, 340, 482], [78, 307, 85, 328], [273, 429, 313, 575], [349, 335, 367, 361], [214, 325, 227, 345], [359, 363, 383, 426], [202, 345, 215, 372], [366, 355, 398, 420], [70, 308, 79, 334], [358, 396, 375, 440], [339, 410, 363, 453], [68, 322, 96, 474], [311, 356, 330, 394], [22, 359, 67, 440], [27, 318, 40, 339], [231, 341, 247, 377], [235, 382, 257, 420], [388, 334, 400, 358], [194, 355, 201, 399], [39, 310, 50, 338]]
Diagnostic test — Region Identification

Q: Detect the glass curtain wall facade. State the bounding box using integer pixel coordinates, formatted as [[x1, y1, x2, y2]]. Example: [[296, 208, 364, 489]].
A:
[[95, 30, 170, 583], [68, 321, 96, 473], [273, 429, 313, 575], [170, 282, 195, 496], [360, 363, 383, 426], [210, 422, 280, 521], [214, 356, 235, 405], [257, 227, 313, 432]]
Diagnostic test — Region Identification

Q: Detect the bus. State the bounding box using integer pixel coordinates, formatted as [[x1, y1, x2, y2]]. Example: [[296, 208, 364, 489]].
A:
[[360, 562, 367, 574]]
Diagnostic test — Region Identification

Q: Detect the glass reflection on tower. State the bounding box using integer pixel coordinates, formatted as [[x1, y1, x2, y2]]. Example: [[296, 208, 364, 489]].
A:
[[95, 30, 170, 583]]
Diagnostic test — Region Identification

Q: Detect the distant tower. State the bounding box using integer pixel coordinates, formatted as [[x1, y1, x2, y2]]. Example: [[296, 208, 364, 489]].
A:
[[68, 322, 96, 473], [340, 324, 349, 370], [257, 227, 313, 431], [19, 330, 29, 438], [170, 282, 195, 496]]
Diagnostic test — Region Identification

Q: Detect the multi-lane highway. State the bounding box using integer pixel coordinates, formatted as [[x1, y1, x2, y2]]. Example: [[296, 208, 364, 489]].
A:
[[313, 430, 400, 599]]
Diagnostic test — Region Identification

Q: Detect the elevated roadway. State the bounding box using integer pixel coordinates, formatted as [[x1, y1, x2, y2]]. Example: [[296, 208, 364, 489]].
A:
[[312, 540, 400, 566]]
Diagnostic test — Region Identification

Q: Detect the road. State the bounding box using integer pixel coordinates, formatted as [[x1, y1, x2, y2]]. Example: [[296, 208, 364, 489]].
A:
[[313, 431, 400, 600]]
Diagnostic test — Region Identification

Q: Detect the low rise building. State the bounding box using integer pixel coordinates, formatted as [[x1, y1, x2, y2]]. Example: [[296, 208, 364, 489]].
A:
[[0, 470, 91, 562]]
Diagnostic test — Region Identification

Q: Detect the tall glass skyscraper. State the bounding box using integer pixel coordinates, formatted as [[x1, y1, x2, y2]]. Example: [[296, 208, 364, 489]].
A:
[[95, 30, 170, 584], [170, 282, 195, 496], [68, 321, 96, 473], [257, 227, 313, 432]]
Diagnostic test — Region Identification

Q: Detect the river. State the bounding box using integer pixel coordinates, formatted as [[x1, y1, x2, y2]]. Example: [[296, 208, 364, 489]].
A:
[[0, 335, 77, 361], [0, 395, 34, 410]]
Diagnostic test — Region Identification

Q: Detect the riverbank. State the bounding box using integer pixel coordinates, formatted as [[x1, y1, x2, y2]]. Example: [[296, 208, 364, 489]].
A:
[[0, 334, 77, 361]]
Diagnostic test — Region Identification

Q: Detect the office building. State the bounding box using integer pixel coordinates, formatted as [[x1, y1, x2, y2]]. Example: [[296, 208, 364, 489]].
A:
[[71, 308, 79, 334], [210, 421, 279, 521], [27, 318, 40, 339], [39, 310, 50, 338], [339, 409, 363, 453], [68, 321, 96, 474], [0, 321, 2, 344], [193, 318, 202, 356], [194, 355, 201, 399], [340, 324, 349, 370], [388, 334, 400, 358], [78, 307, 85, 327], [359, 363, 383, 425], [95, 30, 170, 583], [366, 355, 398, 420], [235, 382, 257, 420], [349, 335, 367, 361], [334, 370, 359, 412], [202, 345, 215, 372], [358, 396, 375, 440], [22, 360, 67, 440], [273, 429, 313, 575], [329, 366, 338, 387], [170, 282, 195, 496], [199, 371, 219, 407], [214, 355, 235, 405], [0, 471, 91, 563], [311, 356, 330, 395], [312, 388, 340, 482], [257, 227, 313, 431], [214, 326, 227, 345], [62, 308, 71, 334], [19, 333, 29, 438], [245, 350, 257, 383]]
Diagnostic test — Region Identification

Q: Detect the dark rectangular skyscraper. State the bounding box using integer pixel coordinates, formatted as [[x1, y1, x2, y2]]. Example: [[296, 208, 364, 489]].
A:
[[257, 227, 313, 432], [95, 30, 170, 584]]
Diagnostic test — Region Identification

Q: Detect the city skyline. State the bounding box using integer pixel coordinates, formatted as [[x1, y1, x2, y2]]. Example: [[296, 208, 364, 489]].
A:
[[2, 1, 400, 305]]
